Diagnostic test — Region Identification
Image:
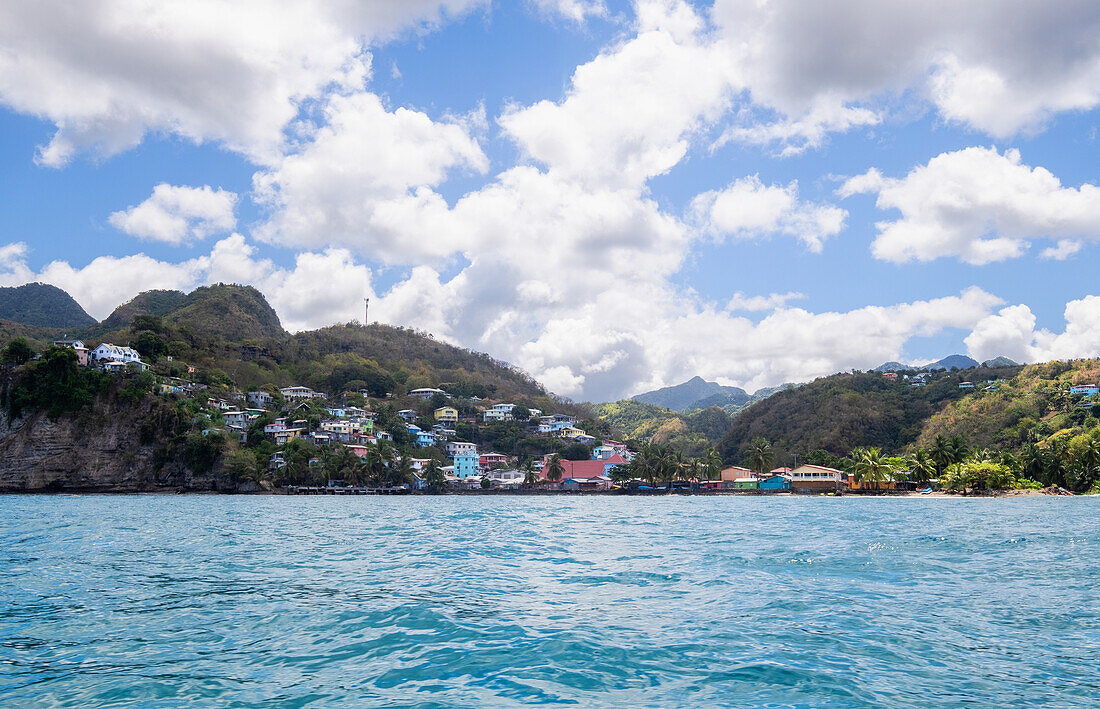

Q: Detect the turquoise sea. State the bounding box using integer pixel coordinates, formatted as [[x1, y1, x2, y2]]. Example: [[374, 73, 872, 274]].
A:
[[2, 495, 1099, 707]]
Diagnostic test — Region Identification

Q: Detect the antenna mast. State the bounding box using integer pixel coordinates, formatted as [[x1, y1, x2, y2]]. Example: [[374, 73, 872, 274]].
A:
[[364, 297, 370, 326]]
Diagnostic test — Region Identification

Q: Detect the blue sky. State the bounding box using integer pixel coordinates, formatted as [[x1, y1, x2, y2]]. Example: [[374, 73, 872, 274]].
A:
[[1, 1, 1098, 401]]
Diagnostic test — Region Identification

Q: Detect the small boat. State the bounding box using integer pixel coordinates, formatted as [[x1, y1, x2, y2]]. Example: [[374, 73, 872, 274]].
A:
[[919, 487, 933, 495]]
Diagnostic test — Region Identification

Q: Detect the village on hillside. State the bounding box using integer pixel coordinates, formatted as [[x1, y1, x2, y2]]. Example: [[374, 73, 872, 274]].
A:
[[42, 337, 902, 494]]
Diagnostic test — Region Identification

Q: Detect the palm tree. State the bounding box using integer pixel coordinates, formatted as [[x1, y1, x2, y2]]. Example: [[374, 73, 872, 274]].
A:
[[851, 447, 892, 490], [746, 437, 774, 476], [703, 447, 722, 481], [906, 449, 936, 484], [424, 459, 446, 492], [946, 435, 970, 466], [387, 456, 414, 488], [545, 454, 564, 487], [521, 459, 539, 488], [929, 435, 950, 475]]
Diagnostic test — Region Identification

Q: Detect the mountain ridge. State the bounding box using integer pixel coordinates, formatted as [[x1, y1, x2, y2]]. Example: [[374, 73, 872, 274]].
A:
[[0, 283, 96, 329]]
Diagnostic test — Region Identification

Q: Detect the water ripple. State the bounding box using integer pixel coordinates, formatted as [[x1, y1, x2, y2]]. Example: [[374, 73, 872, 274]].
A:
[[1, 495, 1098, 707]]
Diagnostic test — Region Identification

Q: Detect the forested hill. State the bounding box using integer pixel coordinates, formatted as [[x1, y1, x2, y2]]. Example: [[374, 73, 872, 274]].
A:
[[95, 290, 189, 333], [717, 364, 1024, 465], [0, 283, 570, 413], [916, 358, 1100, 451], [0, 283, 96, 329]]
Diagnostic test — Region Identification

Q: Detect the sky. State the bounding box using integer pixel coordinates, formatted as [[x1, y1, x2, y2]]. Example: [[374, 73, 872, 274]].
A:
[[1, 0, 1099, 402]]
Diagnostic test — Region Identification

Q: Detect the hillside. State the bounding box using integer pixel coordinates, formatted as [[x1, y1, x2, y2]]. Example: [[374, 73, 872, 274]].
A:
[[717, 364, 1024, 465], [633, 376, 750, 411], [167, 284, 285, 341], [0, 283, 95, 329], [97, 289, 188, 333], [591, 399, 731, 456], [917, 359, 1100, 451]]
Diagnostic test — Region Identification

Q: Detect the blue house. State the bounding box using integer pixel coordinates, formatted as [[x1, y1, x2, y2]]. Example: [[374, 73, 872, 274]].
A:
[[759, 474, 792, 490], [453, 453, 479, 479], [1070, 384, 1100, 396]]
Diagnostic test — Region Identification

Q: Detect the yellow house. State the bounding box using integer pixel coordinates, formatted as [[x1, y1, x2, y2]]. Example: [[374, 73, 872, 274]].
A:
[[434, 406, 459, 424], [559, 426, 586, 439]]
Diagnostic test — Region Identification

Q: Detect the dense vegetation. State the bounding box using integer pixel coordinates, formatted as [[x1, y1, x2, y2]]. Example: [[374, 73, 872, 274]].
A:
[[95, 289, 189, 333], [590, 399, 732, 456], [0, 283, 96, 329], [717, 365, 1023, 464]]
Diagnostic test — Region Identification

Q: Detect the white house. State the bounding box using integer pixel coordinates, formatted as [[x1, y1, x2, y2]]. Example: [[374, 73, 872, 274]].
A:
[[223, 410, 249, 427], [90, 343, 143, 367], [247, 391, 273, 409], [409, 387, 446, 400], [446, 441, 478, 458], [483, 403, 516, 422], [280, 386, 325, 402]]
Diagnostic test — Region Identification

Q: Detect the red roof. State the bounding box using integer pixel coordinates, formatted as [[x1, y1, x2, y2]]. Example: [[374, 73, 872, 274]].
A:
[[544, 456, 625, 480], [770, 467, 792, 474]]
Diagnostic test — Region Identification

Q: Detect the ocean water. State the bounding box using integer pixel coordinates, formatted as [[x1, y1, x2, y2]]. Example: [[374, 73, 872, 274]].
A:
[[1, 496, 1098, 708]]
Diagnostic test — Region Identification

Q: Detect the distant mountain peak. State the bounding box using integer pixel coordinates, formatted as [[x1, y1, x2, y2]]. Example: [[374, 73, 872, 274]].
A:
[[632, 376, 750, 412], [926, 354, 980, 370]]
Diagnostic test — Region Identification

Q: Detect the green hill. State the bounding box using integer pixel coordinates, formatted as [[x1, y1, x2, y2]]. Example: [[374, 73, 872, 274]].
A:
[[717, 364, 1023, 465], [591, 399, 731, 456], [97, 290, 188, 333], [166, 284, 285, 341], [0, 283, 95, 329], [916, 359, 1100, 451]]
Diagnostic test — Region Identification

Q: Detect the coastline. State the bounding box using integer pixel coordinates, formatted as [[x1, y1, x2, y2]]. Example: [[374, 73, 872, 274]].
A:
[[0, 487, 1078, 497]]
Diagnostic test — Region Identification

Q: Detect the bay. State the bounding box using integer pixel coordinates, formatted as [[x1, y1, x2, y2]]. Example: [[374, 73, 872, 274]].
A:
[[1, 495, 1098, 707]]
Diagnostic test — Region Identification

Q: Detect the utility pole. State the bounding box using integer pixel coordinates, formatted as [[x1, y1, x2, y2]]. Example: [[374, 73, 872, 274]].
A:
[[364, 297, 369, 325]]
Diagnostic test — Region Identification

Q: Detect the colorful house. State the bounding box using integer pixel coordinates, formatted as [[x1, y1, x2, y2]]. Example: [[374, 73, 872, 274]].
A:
[[453, 453, 479, 479], [53, 340, 89, 366], [434, 406, 459, 424], [1070, 384, 1100, 396], [758, 474, 792, 490], [479, 452, 508, 470], [274, 428, 304, 446], [733, 477, 759, 489], [720, 466, 754, 483]]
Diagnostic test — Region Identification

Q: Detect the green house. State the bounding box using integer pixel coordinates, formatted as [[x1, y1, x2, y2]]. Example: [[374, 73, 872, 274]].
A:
[[733, 477, 759, 490]]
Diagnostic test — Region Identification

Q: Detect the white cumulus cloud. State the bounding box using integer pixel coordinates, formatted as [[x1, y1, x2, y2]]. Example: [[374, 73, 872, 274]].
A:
[[108, 184, 237, 245], [690, 176, 846, 252], [967, 297, 1100, 365], [839, 146, 1100, 264], [0, 0, 484, 166]]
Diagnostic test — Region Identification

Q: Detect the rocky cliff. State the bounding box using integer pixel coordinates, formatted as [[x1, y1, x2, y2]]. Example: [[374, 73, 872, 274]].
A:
[[0, 394, 225, 492]]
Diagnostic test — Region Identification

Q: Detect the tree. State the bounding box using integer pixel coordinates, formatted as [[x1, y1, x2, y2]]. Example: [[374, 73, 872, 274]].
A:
[[906, 449, 936, 483], [545, 454, 564, 485], [512, 405, 531, 422], [521, 459, 539, 488], [703, 447, 722, 481], [851, 447, 892, 490], [225, 449, 259, 485], [2, 337, 34, 365], [424, 460, 447, 492], [745, 437, 774, 476], [131, 330, 167, 362]]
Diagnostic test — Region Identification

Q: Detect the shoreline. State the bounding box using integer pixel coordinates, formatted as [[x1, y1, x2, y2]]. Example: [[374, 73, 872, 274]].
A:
[[0, 488, 1080, 497]]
